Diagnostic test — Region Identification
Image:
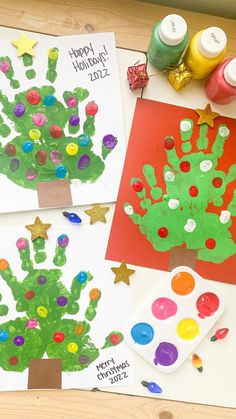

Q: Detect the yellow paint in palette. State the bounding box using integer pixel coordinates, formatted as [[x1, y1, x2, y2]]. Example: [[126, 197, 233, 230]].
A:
[[177, 318, 200, 341], [185, 27, 227, 79]]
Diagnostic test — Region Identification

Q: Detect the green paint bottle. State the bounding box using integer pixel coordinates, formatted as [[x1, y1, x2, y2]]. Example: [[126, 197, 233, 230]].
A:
[[147, 14, 189, 71]]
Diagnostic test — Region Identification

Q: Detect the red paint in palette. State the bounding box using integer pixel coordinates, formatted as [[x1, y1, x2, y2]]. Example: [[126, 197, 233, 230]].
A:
[[197, 292, 220, 319]]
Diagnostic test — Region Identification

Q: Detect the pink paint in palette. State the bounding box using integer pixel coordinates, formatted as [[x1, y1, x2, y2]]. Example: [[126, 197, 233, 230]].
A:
[[124, 266, 225, 372]]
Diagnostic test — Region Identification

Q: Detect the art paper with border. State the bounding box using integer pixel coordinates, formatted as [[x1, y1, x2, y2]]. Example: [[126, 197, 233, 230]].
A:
[[0, 32, 126, 212], [106, 98, 236, 285], [0, 224, 132, 391]]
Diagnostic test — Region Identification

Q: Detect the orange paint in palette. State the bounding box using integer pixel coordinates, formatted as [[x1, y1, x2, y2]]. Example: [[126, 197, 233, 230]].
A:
[[125, 267, 225, 372]]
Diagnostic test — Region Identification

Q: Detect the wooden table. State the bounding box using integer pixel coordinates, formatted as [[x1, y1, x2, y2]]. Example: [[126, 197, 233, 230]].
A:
[[0, 1, 236, 418]]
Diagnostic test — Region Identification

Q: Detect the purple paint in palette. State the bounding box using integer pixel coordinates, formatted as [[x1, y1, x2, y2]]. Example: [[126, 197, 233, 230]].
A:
[[125, 266, 225, 373]]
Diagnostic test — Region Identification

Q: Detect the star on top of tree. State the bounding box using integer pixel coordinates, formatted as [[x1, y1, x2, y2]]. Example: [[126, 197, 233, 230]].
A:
[[12, 32, 37, 57], [195, 104, 220, 128], [25, 217, 51, 241]]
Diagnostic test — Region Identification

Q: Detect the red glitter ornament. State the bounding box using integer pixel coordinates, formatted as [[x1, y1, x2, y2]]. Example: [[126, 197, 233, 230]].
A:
[[110, 334, 121, 345], [5, 144, 16, 156], [24, 290, 35, 300], [53, 331, 65, 343], [26, 89, 40, 105], [189, 186, 199, 197], [85, 101, 98, 116], [127, 63, 149, 90], [212, 177, 223, 188], [210, 328, 229, 342], [50, 125, 62, 139], [9, 356, 19, 366], [132, 180, 143, 192], [206, 238, 216, 249], [158, 227, 168, 238], [180, 161, 190, 172], [164, 136, 175, 150]]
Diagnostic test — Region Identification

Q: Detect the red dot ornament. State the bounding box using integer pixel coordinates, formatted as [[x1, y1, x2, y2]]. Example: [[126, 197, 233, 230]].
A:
[[53, 332, 65, 343], [50, 125, 62, 139], [24, 290, 35, 300], [189, 186, 199, 197], [110, 334, 121, 345], [5, 144, 16, 156], [164, 136, 175, 150], [212, 177, 223, 188], [132, 180, 143, 192], [206, 238, 216, 249], [158, 227, 168, 238], [9, 356, 19, 366], [85, 102, 98, 116], [180, 161, 190, 172], [26, 90, 40, 105]]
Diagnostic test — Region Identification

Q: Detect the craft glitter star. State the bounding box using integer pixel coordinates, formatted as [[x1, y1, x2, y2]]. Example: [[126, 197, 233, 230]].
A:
[[111, 261, 135, 285], [84, 204, 109, 225], [25, 217, 51, 241], [12, 32, 37, 57], [195, 103, 220, 128]]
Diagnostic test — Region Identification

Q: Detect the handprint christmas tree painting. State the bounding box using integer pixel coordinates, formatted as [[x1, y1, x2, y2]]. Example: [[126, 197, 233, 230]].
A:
[[106, 99, 236, 284], [0, 32, 125, 212], [0, 218, 123, 375]]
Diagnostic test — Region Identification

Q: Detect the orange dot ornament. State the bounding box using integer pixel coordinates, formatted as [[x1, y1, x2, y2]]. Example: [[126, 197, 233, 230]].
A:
[[171, 271, 195, 295], [0, 259, 9, 271]]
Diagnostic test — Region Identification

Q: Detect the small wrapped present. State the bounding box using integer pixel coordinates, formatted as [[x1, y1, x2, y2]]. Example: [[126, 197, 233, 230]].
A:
[[127, 63, 149, 90], [168, 62, 192, 92]]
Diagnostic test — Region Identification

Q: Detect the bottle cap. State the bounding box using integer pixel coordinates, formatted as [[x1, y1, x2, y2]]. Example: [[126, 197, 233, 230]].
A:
[[197, 27, 227, 58], [224, 58, 236, 87], [158, 14, 188, 46]]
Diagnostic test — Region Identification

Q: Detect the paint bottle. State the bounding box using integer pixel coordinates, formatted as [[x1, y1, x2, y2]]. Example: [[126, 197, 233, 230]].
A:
[[184, 27, 227, 80], [206, 58, 236, 104], [147, 14, 189, 71]]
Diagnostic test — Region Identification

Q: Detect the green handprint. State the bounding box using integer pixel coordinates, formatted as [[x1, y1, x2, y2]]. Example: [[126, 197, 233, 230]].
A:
[[0, 228, 123, 372], [0, 47, 118, 191], [124, 119, 236, 263]]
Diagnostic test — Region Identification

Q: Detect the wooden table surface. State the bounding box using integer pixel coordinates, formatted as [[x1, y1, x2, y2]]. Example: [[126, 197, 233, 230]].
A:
[[0, 1, 236, 418]]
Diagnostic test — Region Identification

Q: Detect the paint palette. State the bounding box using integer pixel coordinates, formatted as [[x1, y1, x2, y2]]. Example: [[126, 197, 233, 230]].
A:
[[124, 266, 225, 372]]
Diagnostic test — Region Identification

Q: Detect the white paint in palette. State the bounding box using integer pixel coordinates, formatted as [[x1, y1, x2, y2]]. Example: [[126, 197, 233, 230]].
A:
[[124, 266, 225, 373]]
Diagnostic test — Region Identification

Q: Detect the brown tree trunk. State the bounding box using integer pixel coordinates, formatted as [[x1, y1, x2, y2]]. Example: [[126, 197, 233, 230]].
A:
[[168, 247, 198, 271]]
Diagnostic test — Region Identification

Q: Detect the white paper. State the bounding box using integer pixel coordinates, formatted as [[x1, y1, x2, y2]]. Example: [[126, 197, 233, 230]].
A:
[[0, 221, 132, 390], [0, 32, 126, 212]]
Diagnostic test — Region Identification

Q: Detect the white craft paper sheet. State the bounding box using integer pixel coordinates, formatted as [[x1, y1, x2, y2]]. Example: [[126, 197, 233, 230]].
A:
[[0, 220, 132, 391], [0, 31, 128, 213]]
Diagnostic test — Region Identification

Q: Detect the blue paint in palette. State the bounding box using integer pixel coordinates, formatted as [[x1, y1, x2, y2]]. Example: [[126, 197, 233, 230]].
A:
[[131, 322, 154, 345]]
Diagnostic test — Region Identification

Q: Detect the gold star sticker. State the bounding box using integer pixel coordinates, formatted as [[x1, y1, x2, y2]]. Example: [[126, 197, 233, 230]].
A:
[[111, 261, 135, 285], [12, 32, 37, 57], [84, 204, 109, 225], [25, 217, 51, 241], [195, 103, 220, 128]]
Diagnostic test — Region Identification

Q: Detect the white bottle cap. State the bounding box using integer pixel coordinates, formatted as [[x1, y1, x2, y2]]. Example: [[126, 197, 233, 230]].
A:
[[197, 27, 227, 58], [158, 14, 188, 46], [224, 58, 236, 87]]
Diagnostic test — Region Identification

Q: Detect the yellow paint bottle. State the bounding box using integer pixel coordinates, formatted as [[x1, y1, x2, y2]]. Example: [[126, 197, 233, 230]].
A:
[[185, 27, 227, 79]]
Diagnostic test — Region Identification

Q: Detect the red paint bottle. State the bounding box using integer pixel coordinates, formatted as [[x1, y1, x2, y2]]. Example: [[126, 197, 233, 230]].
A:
[[206, 58, 236, 104]]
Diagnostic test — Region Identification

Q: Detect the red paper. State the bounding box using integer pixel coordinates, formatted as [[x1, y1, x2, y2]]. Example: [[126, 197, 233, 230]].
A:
[[106, 98, 236, 285]]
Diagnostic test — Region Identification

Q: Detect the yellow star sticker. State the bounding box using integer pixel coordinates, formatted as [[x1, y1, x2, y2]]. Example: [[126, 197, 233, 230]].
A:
[[111, 261, 135, 285], [195, 103, 220, 128], [12, 32, 37, 57], [84, 204, 109, 225], [25, 217, 51, 241]]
